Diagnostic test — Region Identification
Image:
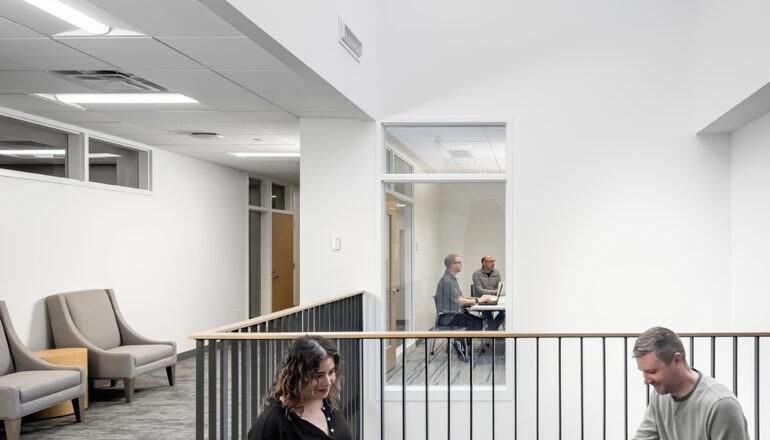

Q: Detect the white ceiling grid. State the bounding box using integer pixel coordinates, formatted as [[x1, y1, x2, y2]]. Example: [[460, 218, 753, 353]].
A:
[[0, 0, 366, 184]]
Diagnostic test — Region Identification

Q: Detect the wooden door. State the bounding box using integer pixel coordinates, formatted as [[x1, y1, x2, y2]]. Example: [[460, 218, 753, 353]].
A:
[[272, 212, 294, 312]]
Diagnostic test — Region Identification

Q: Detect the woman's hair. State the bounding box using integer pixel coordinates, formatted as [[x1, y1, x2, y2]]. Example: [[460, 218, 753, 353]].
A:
[[269, 335, 341, 414]]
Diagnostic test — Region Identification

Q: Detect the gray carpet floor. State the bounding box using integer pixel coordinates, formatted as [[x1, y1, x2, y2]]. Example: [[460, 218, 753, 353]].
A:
[[386, 338, 506, 386], [9, 355, 196, 439]]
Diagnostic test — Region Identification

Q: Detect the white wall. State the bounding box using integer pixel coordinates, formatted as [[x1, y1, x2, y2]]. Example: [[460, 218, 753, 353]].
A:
[[730, 111, 770, 330], [377, 0, 733, 333], [226, 0, 378, 117], [298, 118, 378, 313], [692, 0, 770, 129], [0, 124, 248, 353], [412, 182, 506, 331]]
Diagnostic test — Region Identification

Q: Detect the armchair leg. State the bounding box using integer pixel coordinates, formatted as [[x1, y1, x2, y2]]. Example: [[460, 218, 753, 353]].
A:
[[72, 395, 85, 422], [4, 418, 21, 440], [124, 378, 135, 403], [166, 365, 176, 386]]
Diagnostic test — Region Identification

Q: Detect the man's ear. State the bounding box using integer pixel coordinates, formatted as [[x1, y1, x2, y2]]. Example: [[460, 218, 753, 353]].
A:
[[671, 352, 684, 367]]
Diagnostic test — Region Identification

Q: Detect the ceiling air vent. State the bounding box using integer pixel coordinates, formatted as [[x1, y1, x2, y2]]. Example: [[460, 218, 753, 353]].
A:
[[338, 16, 362, 61], [51, 70, 168, 93]]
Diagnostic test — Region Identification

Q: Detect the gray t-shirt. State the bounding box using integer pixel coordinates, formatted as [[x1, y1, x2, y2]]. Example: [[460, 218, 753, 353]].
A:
[[633, 370, 750, 440], [435, 271, 462, 314]]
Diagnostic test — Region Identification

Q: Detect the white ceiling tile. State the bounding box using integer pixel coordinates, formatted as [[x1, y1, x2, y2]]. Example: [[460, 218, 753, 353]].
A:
[[189, 121, 268, 135], [190, 93, 284, 112], [0, 16, 43, 37], [124, 133, 231, 145], [160, 37, 287, 70], [68, 101, 209, 113], [423, 158, 462, 173], [293, 110, 360, 118], [0, 56, 25, 70], [221, 70, 316, 95], [484, 126, 506, 142], [226, 112, 298, 123], [427, 126, 488, 142], [58, 37, 203, 70], [30, 111, 116, 123], [129, 69, 246, 94], [89, 0, 242, 38], [250, 121, 300, 134], [76, 121, 157, 134], [221, 134, 293, 145], [0, 38, 116, 70], [94, 110, 230, 123], [126, 121, 203, 134], [0, 71, 95, 93], [0, 94, 82, 112], [0, 3, 74, 36], [262, 93, 352, 112], [386, 126, 435, 143]]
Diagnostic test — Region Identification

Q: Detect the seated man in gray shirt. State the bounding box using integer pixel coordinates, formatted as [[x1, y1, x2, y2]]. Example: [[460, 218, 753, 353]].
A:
[[435, 253, 494, 361], [632, 326, 750, 440], [472, 255, 505, 330]]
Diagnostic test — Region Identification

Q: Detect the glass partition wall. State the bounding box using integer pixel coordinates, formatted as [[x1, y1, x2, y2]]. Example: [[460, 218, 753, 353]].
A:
[[381, 123, 510, 387]]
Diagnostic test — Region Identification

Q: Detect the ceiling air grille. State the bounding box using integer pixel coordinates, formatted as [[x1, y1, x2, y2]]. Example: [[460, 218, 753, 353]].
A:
[[51, 70, 168, 93]]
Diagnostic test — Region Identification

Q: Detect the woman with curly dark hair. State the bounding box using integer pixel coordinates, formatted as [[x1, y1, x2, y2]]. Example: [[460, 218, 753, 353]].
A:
[[248, 335, 352, 440]]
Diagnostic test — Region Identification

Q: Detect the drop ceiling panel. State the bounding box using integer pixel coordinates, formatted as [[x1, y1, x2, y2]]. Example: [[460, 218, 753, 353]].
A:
[[221, 70, 316, 95], [0, 15, 43, 37], [221, 134, 293, 145], [190, 93, 285, 112], [226, 112, 299, 123], [124, 133, 232, 145], [129, 69, 247, 94], [0, 38, 116, 70], [76, 121, 158, 134], [93, 110, 228, 123], [386, 126, 435, 144], [124, 121, 203, 133], [59, 37, 203, 70], [30, 111, 116, 123], [251, 121, 299, 134], [66, 101, 209, 113], [0, 3, 73, 36], [262, 93, 351, 112], [0, 71, 95, 93], [0, 56, 25, 70], [160, 37, 287, 70], [90, 0, 241, 37], [484, 126, 506, 142], [0, 94, 80, 112], [427, 126, 489, 142], [189, 121, 268, 135]]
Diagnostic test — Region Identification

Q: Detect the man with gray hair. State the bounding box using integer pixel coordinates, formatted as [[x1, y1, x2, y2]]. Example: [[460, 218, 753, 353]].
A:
[[632, 326, 750, 439]]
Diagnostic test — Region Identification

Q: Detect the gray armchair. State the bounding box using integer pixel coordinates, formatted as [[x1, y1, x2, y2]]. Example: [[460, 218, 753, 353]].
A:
[[0, 301, 85, 440], [46, 289, 176, 403]]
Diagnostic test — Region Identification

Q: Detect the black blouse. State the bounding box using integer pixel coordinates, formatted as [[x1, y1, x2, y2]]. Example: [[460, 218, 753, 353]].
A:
[[248, 399, 352, 440]]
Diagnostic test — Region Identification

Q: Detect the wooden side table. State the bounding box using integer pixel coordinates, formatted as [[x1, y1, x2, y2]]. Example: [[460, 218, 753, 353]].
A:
[[30, 347, 88, 419]]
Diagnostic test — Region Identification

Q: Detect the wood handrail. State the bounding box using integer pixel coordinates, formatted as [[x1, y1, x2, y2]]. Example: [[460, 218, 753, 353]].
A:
[[193, 290, 365, 335], [188, 330, 770, 340]]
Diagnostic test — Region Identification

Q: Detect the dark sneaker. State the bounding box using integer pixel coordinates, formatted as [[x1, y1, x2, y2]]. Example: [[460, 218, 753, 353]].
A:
[[453, 339, 468, 362]]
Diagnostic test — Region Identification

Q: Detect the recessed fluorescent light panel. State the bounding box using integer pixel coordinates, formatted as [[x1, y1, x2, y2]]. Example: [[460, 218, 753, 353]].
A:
[[32, 93, 198, 104], [229, 152, 300, 158], [23, 0, 111, 35]]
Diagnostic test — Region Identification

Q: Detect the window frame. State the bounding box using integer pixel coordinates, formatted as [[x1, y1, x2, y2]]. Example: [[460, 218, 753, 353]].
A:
[[0, 107, 153, 194]]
